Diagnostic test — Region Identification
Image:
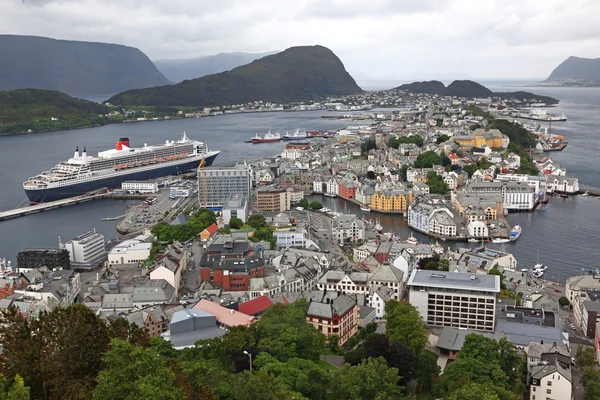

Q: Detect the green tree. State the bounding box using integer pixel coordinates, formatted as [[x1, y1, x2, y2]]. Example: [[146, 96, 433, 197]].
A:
[[424, 261, 439, 270], [558, 297, 570, 307], [583, 367, 600, 400], [108, 317, 150, 347], [385, 300, 428, 355], [93, 339, 184, 400], [254, 353, 330, 400], [213, 371, 299, 400], [436, 134, 450, 144], [400, 165, 409, 180], [488, 267, 506, 290], [247, 213, 267, 229], [0, 374, 30, 400], [438, 258, 450, 271], [361, 139, 377, 155], [309, 201, 323, 211], [254, 227, 273, 243], [426, 171, 449, 195], [462, 164, 479, 178], [415, 151, 443, 168], [229, 217, 244, 229], [331, 357, 406, 400], [576, 345, 596, 369], [446, 382, 501, 400], [415, 350, 441, 393], [299, 198, 310, 209]]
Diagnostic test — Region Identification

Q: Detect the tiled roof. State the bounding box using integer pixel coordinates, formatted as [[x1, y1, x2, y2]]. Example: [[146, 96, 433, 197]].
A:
[[193, 300, 256, 327], [238, 296, 274, 315]]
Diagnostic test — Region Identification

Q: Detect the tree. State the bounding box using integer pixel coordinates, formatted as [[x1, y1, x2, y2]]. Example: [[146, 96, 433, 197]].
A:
[[424, 261, 439, 270], [436, 134, 450, 144], [400, 165, 409, 180], [462, 164, 479, 177], [558, 297, 570, 307], [309, 201, 323, 211], [385, 300, 428, 356], [446, 382, 501, 400], [247, 213, 267, 229], [415, 350, 440, 393], [229, 217, 244, 229], [108, 317, 150, 347], [213, 371, 299, 400], [331, 357, 406, 400], [0, 374, 30, 400], [254, 227, 273, 243], [438, 258, 450, 271], [361, 139, 377, 155], [366, 170, 376, 180], [93, 339, 185, 400], [254, 353, 330, 400], [426, 171, 449, 195], [583, 367, 600, 400], [576, 345, 596, 369], [415, 151, 443, 168], [299, 198, 309, 209], [488, 267, 506, 290], [359, 333, 416, 385]]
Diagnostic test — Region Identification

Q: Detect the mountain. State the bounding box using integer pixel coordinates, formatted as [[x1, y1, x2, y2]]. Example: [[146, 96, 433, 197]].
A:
[[546, 56, 600, 83], [108, 45, 361, 107], [154, 51, 279, 82], [396, 79, 558, 104], [397, 81, 446, 94], [0, 89, 109, 134], [0, 35, 171, 96]]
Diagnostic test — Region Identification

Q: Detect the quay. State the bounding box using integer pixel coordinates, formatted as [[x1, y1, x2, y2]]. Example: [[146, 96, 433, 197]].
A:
[[0, 194, 105, 221]]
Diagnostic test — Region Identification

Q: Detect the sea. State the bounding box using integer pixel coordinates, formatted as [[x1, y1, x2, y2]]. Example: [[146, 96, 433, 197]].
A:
[[0, 82, 599, 281]]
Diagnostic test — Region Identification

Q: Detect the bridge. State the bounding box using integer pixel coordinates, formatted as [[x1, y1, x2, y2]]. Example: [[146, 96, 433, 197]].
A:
[[0, 194, 105, 222]]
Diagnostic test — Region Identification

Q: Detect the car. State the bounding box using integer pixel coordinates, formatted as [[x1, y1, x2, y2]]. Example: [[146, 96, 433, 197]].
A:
[[570, 324, 576, 330]]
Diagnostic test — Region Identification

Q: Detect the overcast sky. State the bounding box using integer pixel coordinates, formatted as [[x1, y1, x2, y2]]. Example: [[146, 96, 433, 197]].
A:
[[3, 0, 600, 80]]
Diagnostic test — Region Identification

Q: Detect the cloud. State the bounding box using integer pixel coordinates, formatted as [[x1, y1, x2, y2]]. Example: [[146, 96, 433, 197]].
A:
[[2, 0, 600, 79]]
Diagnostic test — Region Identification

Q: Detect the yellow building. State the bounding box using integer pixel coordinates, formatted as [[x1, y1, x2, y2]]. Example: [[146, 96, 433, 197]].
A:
[[370, 190, 413, 213], [454, 128, 503, 149]]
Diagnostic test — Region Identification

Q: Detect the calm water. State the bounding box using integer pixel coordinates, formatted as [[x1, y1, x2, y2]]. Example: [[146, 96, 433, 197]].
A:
[[0, 90, 599, 279]]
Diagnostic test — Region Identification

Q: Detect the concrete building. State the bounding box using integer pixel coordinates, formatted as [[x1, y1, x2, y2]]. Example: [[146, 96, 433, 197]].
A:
[[222, 193, 249, 225], [198, 166, 251, 209], [16, 248, 70, 272], [407, 270, 500, 331], [306, 292, 359, 346], [273, 228, 308, 248], [122, 181, 159, 194], [529, 352, 572, 400], [132, 279, 176, 307], [108, 238, 152, 265], [495, 174, 548, 201], [566, 275, 600, 331], [169, 186, 190, 198], [256, 188, 290, 212], [161, 309, 226, 349], [332, 214, 366, 244], [64, 230, 106, 267], [462, 181, 536, 211], [467, 220, 489, 238], [16, 269, 81, 308]]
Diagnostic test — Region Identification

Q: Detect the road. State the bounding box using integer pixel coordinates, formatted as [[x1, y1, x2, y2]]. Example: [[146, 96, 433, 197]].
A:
[[306, 210, 347, 258], [180, 240, 205, 297]]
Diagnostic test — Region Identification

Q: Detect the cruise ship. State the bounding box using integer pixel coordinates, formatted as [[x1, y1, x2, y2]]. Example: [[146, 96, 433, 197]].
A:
[[23, 132, 220, 203]]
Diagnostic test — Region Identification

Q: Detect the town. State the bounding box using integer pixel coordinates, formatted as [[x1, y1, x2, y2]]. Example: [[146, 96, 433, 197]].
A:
[[0, 88, 596, 400]]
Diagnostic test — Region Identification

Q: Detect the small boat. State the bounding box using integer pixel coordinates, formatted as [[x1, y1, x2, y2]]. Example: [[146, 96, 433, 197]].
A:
[[102, 214, 125, 221], [492, 238, 510, 244], [407, 235, 418, 245], [582, 191, 589, 197], [375, 223, 383, 233], [531, 263, 548, 278], [360, 206, 371, 212], [509, 225, 522, 241], [467, 238, 480, 243]]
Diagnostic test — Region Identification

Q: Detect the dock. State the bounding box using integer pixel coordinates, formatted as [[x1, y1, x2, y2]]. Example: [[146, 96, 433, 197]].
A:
[[0, 194, 105, 221]]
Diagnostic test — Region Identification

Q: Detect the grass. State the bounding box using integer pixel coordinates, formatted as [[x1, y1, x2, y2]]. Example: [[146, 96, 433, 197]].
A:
[[317, 359, 338, 373]]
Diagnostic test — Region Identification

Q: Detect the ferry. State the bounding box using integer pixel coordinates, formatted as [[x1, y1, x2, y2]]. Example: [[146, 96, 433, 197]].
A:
[[23, 133, 219, 203], [509, 225, 522, 241], [251, 131, 281, 144], [283, 129, 307, 141]]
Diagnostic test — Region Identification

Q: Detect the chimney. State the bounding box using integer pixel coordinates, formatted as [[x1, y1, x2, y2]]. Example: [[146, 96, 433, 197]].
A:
[[82, 146, 87, 158], [74, 146, 79, 159]]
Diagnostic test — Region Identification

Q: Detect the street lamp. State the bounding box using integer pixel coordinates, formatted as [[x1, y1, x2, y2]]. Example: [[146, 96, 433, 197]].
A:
[[243, 350, 253, 374]]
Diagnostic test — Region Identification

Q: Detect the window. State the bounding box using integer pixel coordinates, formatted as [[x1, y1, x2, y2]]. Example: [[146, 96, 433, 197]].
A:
[[546, 389, 551, 394], [547, 381, 552, 386], [532, 387, 536, 392]]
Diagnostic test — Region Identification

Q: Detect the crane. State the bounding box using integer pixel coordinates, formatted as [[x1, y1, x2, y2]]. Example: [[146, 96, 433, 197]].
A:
[[198, 154, 207, 208]]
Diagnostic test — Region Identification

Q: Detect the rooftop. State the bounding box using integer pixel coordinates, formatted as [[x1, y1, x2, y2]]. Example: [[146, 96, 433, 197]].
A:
[[437, 327, 506, 351], [407, 270, 500, 293]]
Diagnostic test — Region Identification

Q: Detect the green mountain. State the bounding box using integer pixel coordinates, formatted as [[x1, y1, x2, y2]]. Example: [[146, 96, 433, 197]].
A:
[[0, 89, 109, 134], [545, 56, 600, 84], [108, 45, 361, 106], [0, 35, 171, 96], [154, 51, 279, 82], [396, 80, 558, 104]]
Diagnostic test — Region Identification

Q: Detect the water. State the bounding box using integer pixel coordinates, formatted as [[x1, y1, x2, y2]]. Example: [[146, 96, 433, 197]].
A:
[[0, 90, 599, 280]]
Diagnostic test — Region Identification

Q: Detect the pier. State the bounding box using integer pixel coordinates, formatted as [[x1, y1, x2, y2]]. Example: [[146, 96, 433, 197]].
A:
[[0, 194, 105, 221]]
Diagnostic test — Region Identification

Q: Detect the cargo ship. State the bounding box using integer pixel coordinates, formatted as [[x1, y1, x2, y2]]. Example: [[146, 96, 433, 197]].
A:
[[251, 131, 281, 143], [283, 129, 307, 141], [23, 132, 219, 203]]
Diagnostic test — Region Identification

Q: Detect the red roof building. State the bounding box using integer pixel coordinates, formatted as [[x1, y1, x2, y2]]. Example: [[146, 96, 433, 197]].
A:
[[200, 223, 219, 241], [238, 296, 274, 316]]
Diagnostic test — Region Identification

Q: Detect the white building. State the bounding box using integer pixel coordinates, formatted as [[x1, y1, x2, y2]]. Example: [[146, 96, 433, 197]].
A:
[[273, 229, 307, 248], [495, 174, 547, 201], [108, 238, 152, 265], [467, 220, 489, 238], [529, 352, 572, 400], [353, 242, 379, 263], [169, 186, 190, 198], [332, 214, 365, 243], [407, 270, 500, 331], [326, 177, 339, 197], [64, 230, 106, 266], [222, 193, 248, 225], [199, 166, 251, 209], [443, 172, 458, 190], [547, 176, 579, 194], [122, 181, 159, 194]]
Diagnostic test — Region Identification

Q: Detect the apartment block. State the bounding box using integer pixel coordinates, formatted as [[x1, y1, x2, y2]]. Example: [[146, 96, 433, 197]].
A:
[[198, 166, 251, 209]]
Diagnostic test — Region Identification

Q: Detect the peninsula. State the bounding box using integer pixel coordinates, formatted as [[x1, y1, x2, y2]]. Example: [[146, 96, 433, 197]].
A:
[[544, 56, 600, 87]]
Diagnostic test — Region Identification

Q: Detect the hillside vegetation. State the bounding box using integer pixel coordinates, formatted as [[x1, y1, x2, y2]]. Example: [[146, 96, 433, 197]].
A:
[[108, 45, 361, 107], [0, 35, 171, 96], [546, 56, 600, 83], [0, 89, 108, 134]]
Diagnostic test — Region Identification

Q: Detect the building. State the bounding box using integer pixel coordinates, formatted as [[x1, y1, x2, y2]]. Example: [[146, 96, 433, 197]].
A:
[[222, 193, 249, 225], [200, 223, 219, 241], [436, 327, 506, 369], [273, 228, 308, 249], [193, 299, 257, 329], [16, 269, 81, 308], [467, 220, 489, 238], [408, 200, 458, 238], [370, 190, 413, 213], [198, 166, 251, 209], [108, 238, 152, 265], [169, 186, 190, 198], [132, 279, 177, 307], [287, 188, 304, 204], [581, 298, 600, 339], [332, 214, 366, 244], [461, 181, 536, 211], [495, 174, 548, 201], [407, 270, 500, 331], [63, 230, 106, 268], [453, 192, 503, 223], [125, 304, 184, 338], [338, 179, 359, 199], [161, 309, 226, 349], [566, 275, 600, 331], [238, 296, 274, 316], [149, 242, 187, 297], [306, 292, 359, 346], [529, 352, 572, 400], [547, 176, 580, 195], [256, 188, 290, 212], [17, 248, 70, 272], [454, 128, 504, 149], [122, 181, 159, 194]]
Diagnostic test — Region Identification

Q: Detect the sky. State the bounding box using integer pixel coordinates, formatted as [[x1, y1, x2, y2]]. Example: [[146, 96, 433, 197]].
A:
[[3, 0, 600, 81]]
